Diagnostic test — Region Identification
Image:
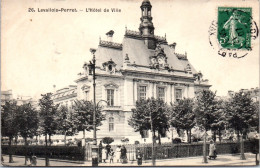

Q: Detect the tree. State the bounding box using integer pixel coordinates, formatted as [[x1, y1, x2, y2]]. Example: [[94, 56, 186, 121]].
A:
[[72, 99, 105, 142], [102, 137, 114, 145], [225, 91, 257, 160], [250, 101, 259, 132], [210, 99, 227, 142], [194, 90, 218, 163], [170, 98, 195, 143], [1, 100, 19, 163], [129, 97, 169, 166], [38, 93, 59, 166], [56, 105, 77, 145], [16, 103, 39, 165]]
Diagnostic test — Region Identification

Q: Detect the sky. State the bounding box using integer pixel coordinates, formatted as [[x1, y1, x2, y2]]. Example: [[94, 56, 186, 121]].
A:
[[1, 0, 259, 99]]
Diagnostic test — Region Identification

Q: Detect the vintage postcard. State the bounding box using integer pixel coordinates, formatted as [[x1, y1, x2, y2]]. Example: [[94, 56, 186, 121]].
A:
[[1, 0, 259, 167]]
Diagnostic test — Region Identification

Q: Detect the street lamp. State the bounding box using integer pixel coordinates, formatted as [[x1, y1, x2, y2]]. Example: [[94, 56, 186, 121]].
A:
[[88, 48, 99, 166], [145, 109, 156, 166]]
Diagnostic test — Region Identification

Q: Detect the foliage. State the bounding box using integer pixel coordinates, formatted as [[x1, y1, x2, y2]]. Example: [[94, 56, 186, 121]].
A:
[[16, 103, 39, 142], [250, 101, 259, 131], [194, 90, 219, 131], [170, 98, 195, 143], [56, 105, 77, 136], [1, 100, 19, 139], [72, 99, 105, 132], [210, 99, 228, 141], [128, 97, 170, 139], [102, 137, 114, 145], [225, 92, 257, 135], [38, 93, 59, 137]]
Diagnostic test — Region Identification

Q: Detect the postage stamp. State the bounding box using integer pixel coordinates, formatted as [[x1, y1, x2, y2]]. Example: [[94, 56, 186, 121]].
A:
[[218, 7, 252, 50], [209, 7, 258, 58]]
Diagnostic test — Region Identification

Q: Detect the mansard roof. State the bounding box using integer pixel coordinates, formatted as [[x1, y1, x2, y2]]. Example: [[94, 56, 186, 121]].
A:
[[94, 35, 197, 74]]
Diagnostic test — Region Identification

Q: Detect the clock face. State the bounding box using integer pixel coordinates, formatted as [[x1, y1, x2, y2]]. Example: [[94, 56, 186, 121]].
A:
[[158, 57, 164, 64]]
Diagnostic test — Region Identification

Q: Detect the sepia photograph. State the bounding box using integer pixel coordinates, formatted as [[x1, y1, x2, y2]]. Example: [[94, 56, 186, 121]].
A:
[[1, 0, 259, 166]]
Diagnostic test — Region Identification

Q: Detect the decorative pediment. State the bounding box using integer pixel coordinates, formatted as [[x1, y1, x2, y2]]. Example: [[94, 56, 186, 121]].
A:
[[104, 82, 119, 89], [149, 43, 168, 69], [102, 59, 116, 73]]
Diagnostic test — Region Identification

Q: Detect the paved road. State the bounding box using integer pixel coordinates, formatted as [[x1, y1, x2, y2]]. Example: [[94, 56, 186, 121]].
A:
[[1, 153, 258, 166]]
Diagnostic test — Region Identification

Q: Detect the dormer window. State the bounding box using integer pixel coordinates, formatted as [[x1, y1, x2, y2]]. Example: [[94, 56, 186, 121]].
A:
[[102, 59, 116, 73], [108, 64, 113, 71]]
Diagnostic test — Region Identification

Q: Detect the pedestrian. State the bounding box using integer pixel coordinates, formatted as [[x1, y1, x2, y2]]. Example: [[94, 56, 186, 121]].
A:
[[136, 149, 143, 165], [98, 140, 103, 163], [120, 145, 128, 164], [102, 147, 107, 163], [106, 144, 111, 159], [208, 140, 217, 160], [115, 145, 121, 163], [109, 149, 115, 163]]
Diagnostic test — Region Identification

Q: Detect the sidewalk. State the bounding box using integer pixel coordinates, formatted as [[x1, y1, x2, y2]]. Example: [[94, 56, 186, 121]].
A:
[[1, 153, 257, 167]]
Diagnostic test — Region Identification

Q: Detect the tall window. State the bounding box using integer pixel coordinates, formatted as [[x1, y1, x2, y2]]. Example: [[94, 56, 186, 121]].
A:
[[139, 86, 147, 100], [175, 89, 182, 102], [107, 89, 114, 106], [158, 87, 165, 101], [109, 117, 114, 132]]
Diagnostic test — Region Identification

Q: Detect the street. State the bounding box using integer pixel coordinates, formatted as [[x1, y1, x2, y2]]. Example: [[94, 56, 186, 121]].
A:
[[1, 153, 257, 167]]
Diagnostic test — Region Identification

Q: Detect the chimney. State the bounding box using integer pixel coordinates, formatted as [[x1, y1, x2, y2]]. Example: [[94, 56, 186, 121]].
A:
[[106, 30, 114, 42]]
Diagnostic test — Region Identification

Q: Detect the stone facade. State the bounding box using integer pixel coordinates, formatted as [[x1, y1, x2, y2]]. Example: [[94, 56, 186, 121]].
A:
[[72, 0, 211, 144]]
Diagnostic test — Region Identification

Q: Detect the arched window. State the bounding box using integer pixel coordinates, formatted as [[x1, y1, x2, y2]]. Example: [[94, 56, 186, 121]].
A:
[[109, 117, 114, 132]]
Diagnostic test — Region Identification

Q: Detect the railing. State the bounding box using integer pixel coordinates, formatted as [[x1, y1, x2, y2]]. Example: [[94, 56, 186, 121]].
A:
[[2, 141, 257, 161]]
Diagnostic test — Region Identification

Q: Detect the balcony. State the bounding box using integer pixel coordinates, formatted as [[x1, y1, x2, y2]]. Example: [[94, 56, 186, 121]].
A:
[[103, 105, 122, 111]]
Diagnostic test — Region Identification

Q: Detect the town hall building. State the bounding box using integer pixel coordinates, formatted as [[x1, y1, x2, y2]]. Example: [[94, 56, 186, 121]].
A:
[[53, 0, 210, 144]]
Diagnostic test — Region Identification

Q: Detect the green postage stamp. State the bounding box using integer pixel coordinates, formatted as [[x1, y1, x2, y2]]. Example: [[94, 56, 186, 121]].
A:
[[217, 7, 252, 50]]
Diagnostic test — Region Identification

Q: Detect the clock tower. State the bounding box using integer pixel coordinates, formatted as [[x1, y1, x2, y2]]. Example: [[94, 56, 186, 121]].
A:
[[139, 0, 156, 49]]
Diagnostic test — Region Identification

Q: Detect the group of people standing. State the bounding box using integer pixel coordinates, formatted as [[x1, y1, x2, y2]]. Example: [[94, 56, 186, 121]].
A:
[[99, 141, 128, 164]]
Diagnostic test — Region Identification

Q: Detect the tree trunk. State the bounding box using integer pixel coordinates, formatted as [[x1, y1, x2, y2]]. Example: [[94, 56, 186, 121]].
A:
[[240, 133, 246, 160], [8, 137, 14, 163], [218, 130, 222, 143], [213, 131, 216, 142], [151, 130, 156, 166], [202, 130, 208, 163], [64, 130, 67, 146], [186, 130, 189, 143], [15, 136, 18, 145], [189, 129, 192, 143], [158, 133, 161, 145], [24, 137, 28, 165], [45, 134, 50, 166], [49, 134, 51, 146], [83, 129, 87, 161]]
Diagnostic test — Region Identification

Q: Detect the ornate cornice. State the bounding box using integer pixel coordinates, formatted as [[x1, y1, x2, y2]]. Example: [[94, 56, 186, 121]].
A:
[[124, 30, 143, 39], [99, 40, 122, 50]]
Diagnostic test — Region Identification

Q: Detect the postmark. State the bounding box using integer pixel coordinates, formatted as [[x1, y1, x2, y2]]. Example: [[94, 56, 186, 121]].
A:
[[208, 7, 259, 58]]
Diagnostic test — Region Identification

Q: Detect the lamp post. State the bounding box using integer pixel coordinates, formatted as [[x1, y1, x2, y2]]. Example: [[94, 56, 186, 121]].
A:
[[88, 48, 98, 166]]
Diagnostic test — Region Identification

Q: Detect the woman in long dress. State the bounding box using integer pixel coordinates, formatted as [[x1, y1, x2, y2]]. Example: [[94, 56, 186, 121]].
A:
[[208, 140, 217, 160], [102, 148, 107, 163], [115, 146, 121, 163], [120, 145, 128, 164]]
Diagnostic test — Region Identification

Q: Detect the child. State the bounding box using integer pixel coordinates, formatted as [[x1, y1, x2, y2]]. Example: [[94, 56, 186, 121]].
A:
[[109, 149, 115, 163]]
